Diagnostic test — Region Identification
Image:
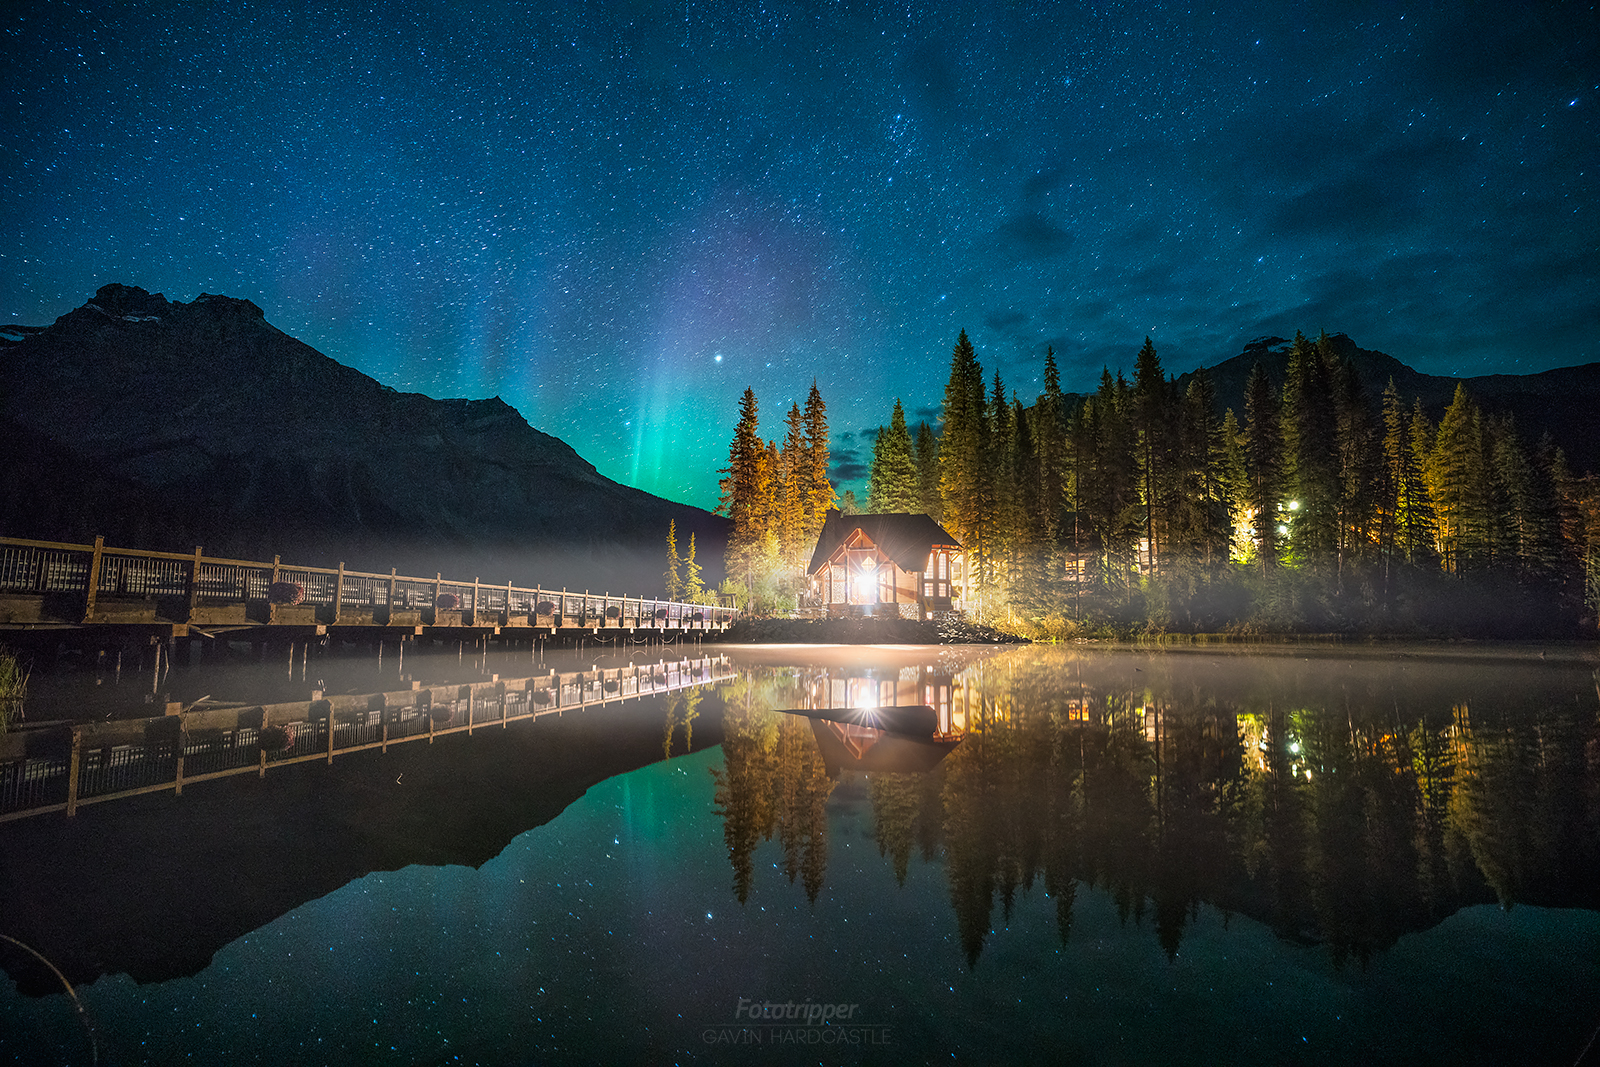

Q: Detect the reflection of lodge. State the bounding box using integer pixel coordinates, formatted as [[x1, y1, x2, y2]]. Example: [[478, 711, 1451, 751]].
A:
[[804, 512, 962, 620], [801, 662, 963, 739]]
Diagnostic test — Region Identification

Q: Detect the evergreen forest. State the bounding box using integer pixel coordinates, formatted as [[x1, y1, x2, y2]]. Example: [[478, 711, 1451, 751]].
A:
[[714, 331, 1600, 638]]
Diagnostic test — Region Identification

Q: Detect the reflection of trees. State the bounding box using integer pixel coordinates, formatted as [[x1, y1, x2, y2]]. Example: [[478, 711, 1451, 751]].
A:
[[661, 688, 700, 759], [1446, 703, 1599, 909], [709, 670, 835, 904], [709, 656, 1600, 967]]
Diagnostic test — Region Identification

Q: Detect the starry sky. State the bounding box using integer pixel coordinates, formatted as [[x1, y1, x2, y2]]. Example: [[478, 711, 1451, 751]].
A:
[[3, 1, 1596, 511]]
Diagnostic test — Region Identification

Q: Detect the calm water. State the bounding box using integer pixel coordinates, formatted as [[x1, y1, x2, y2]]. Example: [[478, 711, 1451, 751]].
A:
[[2, 641, 1599, 1065]]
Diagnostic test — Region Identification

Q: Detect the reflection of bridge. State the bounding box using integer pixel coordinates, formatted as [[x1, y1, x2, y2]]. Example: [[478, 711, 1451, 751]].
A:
[[0, 536, 737, 637], [0, 654, 735, 823]]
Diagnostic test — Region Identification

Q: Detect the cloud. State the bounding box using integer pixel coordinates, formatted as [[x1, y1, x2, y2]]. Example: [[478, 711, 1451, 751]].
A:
[[1266, 176, 1412, 239], [831, 449, 867, 482], [983, 309, 1028, 332], [995, 212, 1074, 256]]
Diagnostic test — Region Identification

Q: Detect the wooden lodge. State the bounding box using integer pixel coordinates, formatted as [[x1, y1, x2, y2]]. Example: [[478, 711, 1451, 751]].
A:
[[804, 511, 962, 620]]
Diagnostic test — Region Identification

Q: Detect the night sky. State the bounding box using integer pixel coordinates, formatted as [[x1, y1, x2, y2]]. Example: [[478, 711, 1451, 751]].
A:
[[4, 2, 1595, 510]]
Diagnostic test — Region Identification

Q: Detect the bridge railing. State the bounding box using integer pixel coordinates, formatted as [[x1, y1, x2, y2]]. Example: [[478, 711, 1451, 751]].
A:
[[0, 536, 739, 629]]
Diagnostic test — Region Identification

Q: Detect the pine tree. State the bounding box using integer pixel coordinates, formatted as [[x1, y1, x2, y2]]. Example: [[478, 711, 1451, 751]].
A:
[[1426, 384, 1488, 575], [914, 420, 942, 520], [1217, 408, 1251, 562], [1034, 346, 1068, 546], [1130, 337, 1171, 573], [1404, 400, 1438, 565], [717, 388, 776, 587], [1076, 369, 1138, 592], [664, 519, 683, 601], [1376, 380, 1405, 575], [1327, 333, 1376, 577], [802, 381, 835, 540], [1243, 363, 1284, 575], [1281, 332, 1339, 570], [867, 399, 919, 512], [1176, 371, 1229, 568], [683, 532, 706, 603], [776, 402, 809, 567], [940, 330, 988, 582]]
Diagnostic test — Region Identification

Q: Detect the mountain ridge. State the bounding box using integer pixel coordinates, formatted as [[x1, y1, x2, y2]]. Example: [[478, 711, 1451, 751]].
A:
[[0, 284, 727, 593], [1168, 332, 1600, 475]]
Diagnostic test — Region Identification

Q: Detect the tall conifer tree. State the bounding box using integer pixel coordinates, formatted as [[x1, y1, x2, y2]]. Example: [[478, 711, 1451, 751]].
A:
[[914, 420, 942, 520], [868, 399, 919, 513], [801, 381, 835, 541], [1244, 363, 1284, 574]]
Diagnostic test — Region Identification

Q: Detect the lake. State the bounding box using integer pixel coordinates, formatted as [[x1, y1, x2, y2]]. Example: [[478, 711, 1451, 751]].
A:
[[2, 640, 1598, 1065]]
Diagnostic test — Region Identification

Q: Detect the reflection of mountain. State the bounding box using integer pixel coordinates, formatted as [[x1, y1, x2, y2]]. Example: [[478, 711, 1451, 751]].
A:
[[0, 692, 725, 996], [705, 650, 1600, 969]]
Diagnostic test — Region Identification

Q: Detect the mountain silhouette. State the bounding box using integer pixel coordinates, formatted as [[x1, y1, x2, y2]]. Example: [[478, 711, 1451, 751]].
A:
[[0, 284, 727, 593]]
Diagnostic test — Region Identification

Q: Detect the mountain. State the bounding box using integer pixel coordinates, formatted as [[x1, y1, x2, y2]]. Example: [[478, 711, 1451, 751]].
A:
[[1170, 333, 1600, 475], [0, 284, 727, 594]]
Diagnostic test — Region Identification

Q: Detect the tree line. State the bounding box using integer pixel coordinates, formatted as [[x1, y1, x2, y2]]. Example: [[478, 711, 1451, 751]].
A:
[[712, 381, 837, 611], [866, 329, 1599, 635]]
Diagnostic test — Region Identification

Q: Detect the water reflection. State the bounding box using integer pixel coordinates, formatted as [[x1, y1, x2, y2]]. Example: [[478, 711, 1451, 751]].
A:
[[707, 646, 1600, 969]]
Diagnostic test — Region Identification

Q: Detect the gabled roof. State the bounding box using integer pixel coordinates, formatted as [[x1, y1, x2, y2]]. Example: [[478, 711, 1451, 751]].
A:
[[806, 512, 961, 575]]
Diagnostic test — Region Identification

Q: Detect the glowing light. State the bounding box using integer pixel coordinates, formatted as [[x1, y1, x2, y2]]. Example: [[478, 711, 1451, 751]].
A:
[[1277, 523, 1289, 535], [1288, 500, 1300, 511]]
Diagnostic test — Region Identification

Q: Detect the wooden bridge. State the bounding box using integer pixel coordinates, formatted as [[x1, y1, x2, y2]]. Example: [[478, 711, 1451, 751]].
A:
[[0, 536, 737, 638]]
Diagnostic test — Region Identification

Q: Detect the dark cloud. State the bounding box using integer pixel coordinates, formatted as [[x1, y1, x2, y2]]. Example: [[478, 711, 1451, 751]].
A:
[[983, 310, 1028, 332], [995, 212, 1074, 256], [831, 450, 867, 483], [1266, 176, 1414, 239]]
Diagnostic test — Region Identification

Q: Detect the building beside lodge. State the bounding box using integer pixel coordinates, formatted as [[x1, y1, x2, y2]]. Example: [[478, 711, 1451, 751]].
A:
[[804, 511, 962, 620]]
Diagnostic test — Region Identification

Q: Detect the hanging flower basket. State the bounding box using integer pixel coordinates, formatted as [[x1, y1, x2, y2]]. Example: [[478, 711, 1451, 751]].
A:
[[268, 581, 304, 605], [532, 689, 552, 705], [536, 601, 555, 615], [435, 593, 459, 611], [605, 606, 621, 619], [603, 679, 619, 693], [428, 704, 453, 724], [258, 725, 289, 752], [654, 608, 668, 620], [691, 611, 705, 622]]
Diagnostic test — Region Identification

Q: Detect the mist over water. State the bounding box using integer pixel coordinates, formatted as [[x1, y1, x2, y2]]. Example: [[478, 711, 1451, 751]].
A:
[[2, 641, 1598, 1065]]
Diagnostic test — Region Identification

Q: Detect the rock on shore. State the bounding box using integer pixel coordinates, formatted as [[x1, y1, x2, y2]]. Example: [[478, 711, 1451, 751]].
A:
[[715, 616, 1027, 645]]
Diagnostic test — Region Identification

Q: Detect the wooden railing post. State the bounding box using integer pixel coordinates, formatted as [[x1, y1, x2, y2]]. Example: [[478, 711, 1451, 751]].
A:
[[333, 562, 345, 624], [185, 546, 202, 622], [82, 535, 105, 623], [65, 727, 83, 817], [388, 568, 398, 614], [268, 555, 281, 625], [175, 715, 185, 796], [472, 576, 480, 625]]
